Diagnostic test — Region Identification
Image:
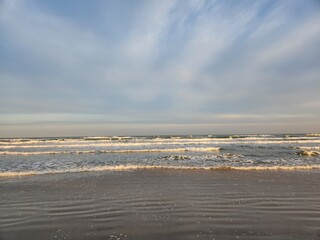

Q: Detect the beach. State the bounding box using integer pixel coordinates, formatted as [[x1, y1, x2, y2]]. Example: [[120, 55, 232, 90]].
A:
[[2, 0, 320, 239], [1, 169, 320, 240]]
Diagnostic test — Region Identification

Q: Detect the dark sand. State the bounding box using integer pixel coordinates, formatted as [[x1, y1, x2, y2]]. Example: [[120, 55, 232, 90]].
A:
[[1, 170, 320, 240]]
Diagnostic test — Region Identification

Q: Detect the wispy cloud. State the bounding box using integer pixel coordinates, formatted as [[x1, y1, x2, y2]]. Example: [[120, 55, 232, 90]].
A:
[[0, 0, 319, 136]]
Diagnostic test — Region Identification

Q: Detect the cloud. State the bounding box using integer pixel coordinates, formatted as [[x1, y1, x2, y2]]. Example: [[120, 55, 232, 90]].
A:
[[0, 0, 320, 136]]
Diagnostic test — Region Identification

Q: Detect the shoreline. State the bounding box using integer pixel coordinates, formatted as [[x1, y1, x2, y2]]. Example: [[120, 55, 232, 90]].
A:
[[1, 165, 320, 178], [1, 169, 320, 239]]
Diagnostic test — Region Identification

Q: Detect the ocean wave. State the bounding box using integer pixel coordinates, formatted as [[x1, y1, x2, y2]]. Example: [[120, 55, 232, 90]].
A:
[[297, 146, 320, 150], [161, 155, 192, 160], [0, 138, 231, 146], [2, 138, 320, 150], [306, 133, 320, 137], [0, 138, 83, 145], [1, 164, 320, 177], [84, 136, 133, 141], [296, 150, 320, 157], [217, 153, 244, 159], [0, 141, 221, 149], [160, 154, 244, 161], [0, 147, 221, 155], [0, 137, 216, 145], [2, 134, 319, 145]]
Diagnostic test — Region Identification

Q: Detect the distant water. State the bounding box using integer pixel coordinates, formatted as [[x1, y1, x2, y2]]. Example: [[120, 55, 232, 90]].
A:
[[1, 134, 320, 177]]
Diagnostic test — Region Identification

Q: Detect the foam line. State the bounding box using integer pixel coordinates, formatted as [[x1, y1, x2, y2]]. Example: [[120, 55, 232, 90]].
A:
[[0, 147, 221, 155], [1, 165, 320, 177]]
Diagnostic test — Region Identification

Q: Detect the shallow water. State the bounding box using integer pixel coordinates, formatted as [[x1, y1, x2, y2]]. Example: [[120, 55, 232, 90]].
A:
[[1, 170, 320, 240], [1, 134, 320, 176]]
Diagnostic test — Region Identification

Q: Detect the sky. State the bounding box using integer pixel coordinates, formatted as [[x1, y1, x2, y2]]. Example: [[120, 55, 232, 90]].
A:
[[0, 0, 320, 137]]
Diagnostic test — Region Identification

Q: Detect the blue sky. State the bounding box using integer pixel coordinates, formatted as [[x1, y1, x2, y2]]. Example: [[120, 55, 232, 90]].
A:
[[1, 0, 320, 137]]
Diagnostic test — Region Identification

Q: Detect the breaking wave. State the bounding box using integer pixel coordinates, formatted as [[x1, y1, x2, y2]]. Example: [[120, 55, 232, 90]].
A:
[[296, 150, 320, 157], [1, 134, 320, 178], [1, 164, 320, 177], [1, 134, 320, 145], [297, 146, 320, 150], [0, 147, 220, 155]]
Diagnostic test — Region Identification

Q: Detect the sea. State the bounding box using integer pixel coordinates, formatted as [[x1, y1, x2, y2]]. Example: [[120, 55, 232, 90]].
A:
[[1, 134, 320, 177]]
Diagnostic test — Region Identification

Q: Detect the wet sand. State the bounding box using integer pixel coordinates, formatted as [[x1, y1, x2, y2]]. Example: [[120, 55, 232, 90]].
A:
[[1, 170, 320, 240]]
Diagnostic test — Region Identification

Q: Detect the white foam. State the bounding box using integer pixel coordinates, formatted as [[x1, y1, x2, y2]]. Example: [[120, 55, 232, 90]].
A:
[[297, 150, 320, 157], [0, 141, 218, 149], [0, 171, 37, 177], [217, 153, 244, 159], [298, 146, 320, 150], [307, 133, 320, 137], [0, 147, 220, 155], [2, 137, 320, 149], [1, 164, 320, 177]]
